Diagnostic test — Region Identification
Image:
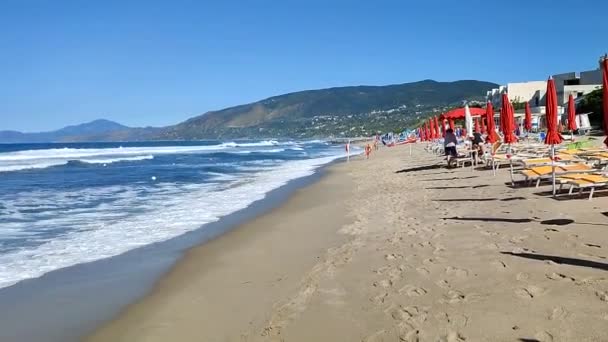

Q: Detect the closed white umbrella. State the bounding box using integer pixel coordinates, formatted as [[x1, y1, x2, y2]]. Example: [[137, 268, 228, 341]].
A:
[[464, 104, 474, 138]]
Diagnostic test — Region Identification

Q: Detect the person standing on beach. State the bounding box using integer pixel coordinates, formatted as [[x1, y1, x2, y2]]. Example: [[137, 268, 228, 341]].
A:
[[365, 144, 372, 159], [444, 128, 458, 167]]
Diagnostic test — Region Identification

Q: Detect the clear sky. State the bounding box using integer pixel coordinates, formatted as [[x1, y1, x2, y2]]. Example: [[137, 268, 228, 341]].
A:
[[1, 0, 607, 132]]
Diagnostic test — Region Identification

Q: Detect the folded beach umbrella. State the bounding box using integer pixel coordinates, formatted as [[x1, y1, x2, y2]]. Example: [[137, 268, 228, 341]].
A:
[[544, 77, 563, 196], [430, 118, 437, 139], [485, 102, 497, 144], [448, 119, 455, 131], [441, 118, 446, 137], [434, 116, 441, 138], [567, 94, 577, 135], [464, 104, 474, 138], [524, 102, 532, 132], [501, 94, 517, 144], [474, 117, 480, 133], [602, 57, 608, 147]]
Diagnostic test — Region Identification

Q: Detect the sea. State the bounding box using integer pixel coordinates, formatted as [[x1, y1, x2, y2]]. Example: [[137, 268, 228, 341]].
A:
[[0, 139, 356, 341]]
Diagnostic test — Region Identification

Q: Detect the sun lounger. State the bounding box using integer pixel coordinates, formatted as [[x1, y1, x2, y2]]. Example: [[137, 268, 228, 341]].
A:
[[557, 174, 608, 200], [520, 163, 593, 187]]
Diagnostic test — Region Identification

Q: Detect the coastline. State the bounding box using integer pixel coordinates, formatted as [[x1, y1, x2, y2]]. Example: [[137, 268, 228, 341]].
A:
[[0, 155, 348, 342], [87, 143, 608, 341], [87, 157, 358, 342]]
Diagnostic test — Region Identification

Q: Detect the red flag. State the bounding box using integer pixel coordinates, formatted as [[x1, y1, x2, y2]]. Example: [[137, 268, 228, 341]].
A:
[[567, 94, 577, 131], [544, 78, 563, 145], [501, 94, 517, 144]]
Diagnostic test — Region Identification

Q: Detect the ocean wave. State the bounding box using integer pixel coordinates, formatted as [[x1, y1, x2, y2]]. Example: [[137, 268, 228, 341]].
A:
[[0, 152, 347, 289], [79, 155, 155, 164], [0, 142, 287, 173]]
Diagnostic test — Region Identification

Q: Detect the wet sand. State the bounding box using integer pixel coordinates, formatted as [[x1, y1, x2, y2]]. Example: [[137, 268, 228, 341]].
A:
[[89, 144, 608, 341]]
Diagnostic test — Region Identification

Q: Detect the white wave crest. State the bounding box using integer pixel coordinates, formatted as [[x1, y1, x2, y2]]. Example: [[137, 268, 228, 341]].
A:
[[0, 152, 348, 289]]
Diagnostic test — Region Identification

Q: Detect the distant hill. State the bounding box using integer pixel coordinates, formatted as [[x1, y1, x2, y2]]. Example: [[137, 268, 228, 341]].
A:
[[1, 79, 498, 142], [0, 119, 131, 143], [157, 79, 497, 139]]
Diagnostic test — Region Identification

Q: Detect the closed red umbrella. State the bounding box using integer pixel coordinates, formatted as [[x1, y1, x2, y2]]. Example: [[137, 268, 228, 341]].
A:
[[441, 118, 446, 137], [431, 118, 437, 139], [434, 117, 441, 138], [480, 116, 486, 133], [486, 102, 497, 144], [501, 93, 517, 144], [545, 77, 563, 196], [602, 57, 608, 147], [448, 119, 455, 131], [567, 94, 577, 132], [524, 102, 532, 132], [544, 78, 563, 145], [419, 126, 425, 141], [425, 123, 430, 141], [474, 117, 480, 133]]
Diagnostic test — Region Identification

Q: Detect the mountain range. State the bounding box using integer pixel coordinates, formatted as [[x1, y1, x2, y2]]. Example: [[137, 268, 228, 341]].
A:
[[0, 79, 497, 143]]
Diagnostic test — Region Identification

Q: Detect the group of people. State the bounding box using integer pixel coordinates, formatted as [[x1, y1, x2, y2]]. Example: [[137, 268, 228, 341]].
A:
[[443, 128, 486, 166]]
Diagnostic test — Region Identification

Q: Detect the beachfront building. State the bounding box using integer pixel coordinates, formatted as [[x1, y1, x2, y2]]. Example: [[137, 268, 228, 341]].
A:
[[485, 63, 602, 131]]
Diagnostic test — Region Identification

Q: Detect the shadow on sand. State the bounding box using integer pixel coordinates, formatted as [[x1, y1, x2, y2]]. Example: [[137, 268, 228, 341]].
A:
[[502, 252, 608, 272], [426, 184, 490, 190], [435, 197, 525, 203], [443, 217, 533, 223], [421, 176, 479, 182]]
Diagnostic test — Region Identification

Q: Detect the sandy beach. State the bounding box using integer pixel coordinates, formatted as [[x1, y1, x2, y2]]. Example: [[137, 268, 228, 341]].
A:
[[88, 144, 608, 342]]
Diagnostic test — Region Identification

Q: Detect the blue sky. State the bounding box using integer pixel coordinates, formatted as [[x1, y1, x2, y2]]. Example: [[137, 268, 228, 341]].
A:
[[1, 0, 607, 132]]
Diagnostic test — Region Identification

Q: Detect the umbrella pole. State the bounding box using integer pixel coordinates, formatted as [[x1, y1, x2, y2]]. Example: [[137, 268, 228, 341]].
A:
[[508, 144, 514, 186], [551, 144, 556, 197]]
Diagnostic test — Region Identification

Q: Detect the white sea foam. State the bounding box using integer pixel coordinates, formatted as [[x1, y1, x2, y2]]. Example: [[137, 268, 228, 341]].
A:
[[0, 151, 348, 289]]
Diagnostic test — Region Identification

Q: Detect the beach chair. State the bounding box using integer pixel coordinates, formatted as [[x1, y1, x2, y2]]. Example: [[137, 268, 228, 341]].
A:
[[558, 174, 608, 200], [520, 163, 593, 187]]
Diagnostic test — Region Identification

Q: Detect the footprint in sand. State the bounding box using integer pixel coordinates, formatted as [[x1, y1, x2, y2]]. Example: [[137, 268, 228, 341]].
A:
[[545, 272, 575, 282], [373, 279, 394, 288], [435, 312, 469, 327], [385, 253, 404, 261], [534, 331, 554, 342], [438, 331, 467, 342], [515, 285, 547, 299], [436, 279, 451, 289], [516, 272, 530, 281], [597, 291, 608, 302], [416, 267, 431, 276], [423, 257, 446, 265], [491, 260, 508, 270], [548, 306, 569, 321], [584, 243, 602, 249], [441, 290, 466, 304], [399, 285, 428, 297], [397, 322, 420, 342], [509, 235, 529, 244], [445, 266, 469, 278], [370, 292, 389, 305]]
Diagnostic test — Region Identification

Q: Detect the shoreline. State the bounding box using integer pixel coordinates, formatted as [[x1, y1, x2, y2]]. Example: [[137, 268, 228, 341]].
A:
[[86, 157, 358, 341], [87, 143, 608, 341], [0, 157, 347, 342]]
